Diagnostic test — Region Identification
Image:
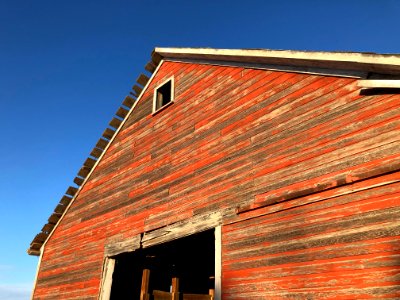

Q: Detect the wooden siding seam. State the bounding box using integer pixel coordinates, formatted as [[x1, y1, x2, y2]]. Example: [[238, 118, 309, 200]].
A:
[[237, 156, 400, 215]]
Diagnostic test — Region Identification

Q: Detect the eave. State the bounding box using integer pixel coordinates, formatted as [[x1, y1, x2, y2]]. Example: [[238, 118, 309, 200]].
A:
[[155, 47, 400, 76]]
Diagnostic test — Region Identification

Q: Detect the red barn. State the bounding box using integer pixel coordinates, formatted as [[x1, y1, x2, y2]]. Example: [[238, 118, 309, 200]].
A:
[[29, 48, 400, 299]]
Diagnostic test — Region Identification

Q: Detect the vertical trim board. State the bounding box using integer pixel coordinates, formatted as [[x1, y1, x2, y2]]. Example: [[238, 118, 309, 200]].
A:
[[99, 258, 115, 300]]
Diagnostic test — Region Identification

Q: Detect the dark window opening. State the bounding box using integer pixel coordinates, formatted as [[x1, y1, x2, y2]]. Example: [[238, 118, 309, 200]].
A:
[[155, 80, 173, 111], [110, 229, 215, 300]]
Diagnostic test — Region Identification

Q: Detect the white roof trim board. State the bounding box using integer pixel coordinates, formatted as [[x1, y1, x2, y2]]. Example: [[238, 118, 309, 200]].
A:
[[358, 79, 400, 88], [155, 47, 400, 75]]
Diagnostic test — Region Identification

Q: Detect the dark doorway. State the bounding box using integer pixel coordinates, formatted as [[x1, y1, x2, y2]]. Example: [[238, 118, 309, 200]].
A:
[[110, 229, 215, 299]]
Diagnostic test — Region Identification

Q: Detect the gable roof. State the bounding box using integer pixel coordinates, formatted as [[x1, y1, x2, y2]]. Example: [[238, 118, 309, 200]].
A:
[[28, 47, 400, 256]]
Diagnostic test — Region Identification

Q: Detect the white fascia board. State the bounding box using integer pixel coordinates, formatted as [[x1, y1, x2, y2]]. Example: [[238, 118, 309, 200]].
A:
[[358, 79, 400, 88], [154, 47, 400, 74]]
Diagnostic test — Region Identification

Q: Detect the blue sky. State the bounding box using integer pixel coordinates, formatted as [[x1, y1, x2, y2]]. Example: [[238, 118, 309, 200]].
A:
[[0, 0, 399, 299]]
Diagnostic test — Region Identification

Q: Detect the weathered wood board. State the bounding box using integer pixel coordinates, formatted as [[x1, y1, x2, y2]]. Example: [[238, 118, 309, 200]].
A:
[[222, 174, 400, 299], [32, 60, 400, 299]]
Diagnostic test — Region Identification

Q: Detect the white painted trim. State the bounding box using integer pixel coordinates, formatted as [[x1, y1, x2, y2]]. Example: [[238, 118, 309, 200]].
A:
[[155, 47, 400, 76], [152, 76, 175, 113], [155, 47, 400, 67], [358, 79, 400, 88], [99, 258, 115, 300], [214, 226, 222, 300], [30, 248, 43, 300], [95, 223, 222, 299], [38, 60, 165, 261]]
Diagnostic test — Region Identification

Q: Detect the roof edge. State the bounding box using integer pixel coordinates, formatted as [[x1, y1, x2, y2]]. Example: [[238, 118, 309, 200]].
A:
[[27, 51, 162, 256], [154, 47, 400, 75]]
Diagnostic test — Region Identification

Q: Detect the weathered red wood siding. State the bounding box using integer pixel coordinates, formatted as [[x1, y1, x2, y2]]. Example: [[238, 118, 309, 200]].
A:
[[33, 61, 400, 299], [223, 172, 400, 299]]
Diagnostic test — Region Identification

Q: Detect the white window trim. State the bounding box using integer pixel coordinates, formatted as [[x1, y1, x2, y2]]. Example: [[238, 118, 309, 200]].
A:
[[152, 76, 175, 114]]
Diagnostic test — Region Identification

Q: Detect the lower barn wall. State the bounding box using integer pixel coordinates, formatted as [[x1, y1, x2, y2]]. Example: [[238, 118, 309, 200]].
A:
[[222, 172, 400, 299]]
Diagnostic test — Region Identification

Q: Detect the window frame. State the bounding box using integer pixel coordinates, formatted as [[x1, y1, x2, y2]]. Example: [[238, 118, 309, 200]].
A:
[[152, 76, 175, 114], [99, 211, 222, 300]]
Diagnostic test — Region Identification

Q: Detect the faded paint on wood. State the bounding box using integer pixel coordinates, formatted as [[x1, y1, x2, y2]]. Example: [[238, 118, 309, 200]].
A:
[[222, 174, 400, 299], [104, 234, 141, 257], [98, 258, 114, 300], [142, 211, 222, 248], [32, 61, 400, 299]]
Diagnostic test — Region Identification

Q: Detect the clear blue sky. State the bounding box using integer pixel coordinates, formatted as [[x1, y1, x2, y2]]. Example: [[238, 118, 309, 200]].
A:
[[1, 0, 399, 299]]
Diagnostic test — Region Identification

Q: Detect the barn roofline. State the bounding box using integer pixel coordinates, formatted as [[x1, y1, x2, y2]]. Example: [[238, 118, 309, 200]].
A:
[[28, 47, 400, 256], [154, 47, 400, 75]]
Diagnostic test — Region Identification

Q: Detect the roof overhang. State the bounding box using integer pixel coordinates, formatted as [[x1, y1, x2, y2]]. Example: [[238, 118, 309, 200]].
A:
[[154, 47, 400, 76]]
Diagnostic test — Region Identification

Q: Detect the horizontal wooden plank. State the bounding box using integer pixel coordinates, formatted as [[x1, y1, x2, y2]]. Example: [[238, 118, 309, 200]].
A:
[[142, 211, 222, 248], [238, 155, 400, 213], [104, 235, 141, 257], [223, 178, 400, 298], [230, 171, 400, 226]]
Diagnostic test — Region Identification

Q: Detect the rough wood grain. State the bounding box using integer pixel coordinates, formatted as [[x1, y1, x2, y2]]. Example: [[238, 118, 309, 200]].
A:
[[73, 176, 84, 186], [102, 128, 115, 140], [104, 234, 141, 257], [115, 107, 129, 119], [32, 60, 400, 299], [142, 211, 222, 248], [109, 117, 122, 129], [137, 74, 150, 86], [89, 147, 103, 159]]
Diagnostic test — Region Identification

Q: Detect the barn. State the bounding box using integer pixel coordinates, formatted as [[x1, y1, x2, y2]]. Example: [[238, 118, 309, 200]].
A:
[[28, 48, 400, 299]]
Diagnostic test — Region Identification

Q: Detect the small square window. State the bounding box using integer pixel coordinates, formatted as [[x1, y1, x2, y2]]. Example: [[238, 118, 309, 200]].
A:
[[153, 77, 174, 113]]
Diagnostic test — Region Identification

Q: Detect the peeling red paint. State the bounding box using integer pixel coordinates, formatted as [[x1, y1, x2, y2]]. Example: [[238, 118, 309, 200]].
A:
[[32, 61, 400, 299]]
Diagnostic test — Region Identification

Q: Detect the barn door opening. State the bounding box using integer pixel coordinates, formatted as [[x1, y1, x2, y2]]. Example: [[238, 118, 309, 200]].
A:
[[109, 229, 218, 300]]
